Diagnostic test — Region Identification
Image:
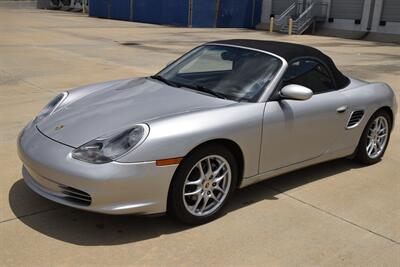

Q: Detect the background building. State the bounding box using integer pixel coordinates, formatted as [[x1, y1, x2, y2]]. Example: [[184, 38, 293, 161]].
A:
[[88, 0, 263, 28], [259, 0, 400, 41], [39, 0, 399, 42]]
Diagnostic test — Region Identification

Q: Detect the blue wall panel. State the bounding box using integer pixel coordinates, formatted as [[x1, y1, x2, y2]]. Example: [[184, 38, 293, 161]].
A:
[[133, 0, 163, 24], [217, 0, 262, 28], [133, 0, 188, 26], [217, 0, 252, 28], [253, 0, 263, 28], [192, 0, 215, 27], [89, 0, 261, 28], [110, 0, 131, 21], [89, 0, 110, 18], [163, 0, 189, 26]]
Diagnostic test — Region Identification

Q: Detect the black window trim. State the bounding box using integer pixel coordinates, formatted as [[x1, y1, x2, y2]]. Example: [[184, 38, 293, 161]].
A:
[[268, 56, 338, 101]]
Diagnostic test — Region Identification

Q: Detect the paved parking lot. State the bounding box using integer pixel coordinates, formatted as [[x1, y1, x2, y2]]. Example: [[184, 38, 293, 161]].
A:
[[0, 1, 399, 266]]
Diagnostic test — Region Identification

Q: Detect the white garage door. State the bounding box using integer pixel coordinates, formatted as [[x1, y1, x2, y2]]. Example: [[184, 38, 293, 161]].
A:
[[381, 0, 400, 22], [330, 0, 365, 20]]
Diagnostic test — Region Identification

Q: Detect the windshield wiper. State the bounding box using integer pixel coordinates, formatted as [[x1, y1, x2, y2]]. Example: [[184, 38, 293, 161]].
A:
[[150, 75, 180, 88], [151, 76, 227, 100], [189, 84, 228, 100]]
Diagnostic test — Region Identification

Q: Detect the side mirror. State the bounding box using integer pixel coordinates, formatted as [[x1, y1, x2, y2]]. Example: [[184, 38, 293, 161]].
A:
[[280, 84, 313, 101]]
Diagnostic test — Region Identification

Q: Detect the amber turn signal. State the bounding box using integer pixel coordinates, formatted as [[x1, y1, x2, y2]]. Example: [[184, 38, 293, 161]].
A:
[[156, 157, 183, 166]]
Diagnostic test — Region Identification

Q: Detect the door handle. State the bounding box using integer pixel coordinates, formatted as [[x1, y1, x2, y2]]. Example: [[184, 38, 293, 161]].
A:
[[336, 105, 347, 114]]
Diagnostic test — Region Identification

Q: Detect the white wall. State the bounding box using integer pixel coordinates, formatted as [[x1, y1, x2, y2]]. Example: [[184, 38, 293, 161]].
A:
[[370, 0, 400, 35], [260, 0, 273, 24]]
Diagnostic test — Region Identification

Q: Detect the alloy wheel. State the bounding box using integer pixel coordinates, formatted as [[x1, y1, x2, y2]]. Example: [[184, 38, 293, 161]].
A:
[[182, 155, 232, 216], [366, 116, 388, 159]]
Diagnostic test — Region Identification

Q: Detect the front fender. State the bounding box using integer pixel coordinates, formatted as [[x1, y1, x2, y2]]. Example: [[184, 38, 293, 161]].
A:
[[118, 103, 265, 178]]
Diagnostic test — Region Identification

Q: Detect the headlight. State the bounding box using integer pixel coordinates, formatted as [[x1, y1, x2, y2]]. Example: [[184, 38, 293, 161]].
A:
[[33, 92, 68, 124], [72, 124, 149, 164]]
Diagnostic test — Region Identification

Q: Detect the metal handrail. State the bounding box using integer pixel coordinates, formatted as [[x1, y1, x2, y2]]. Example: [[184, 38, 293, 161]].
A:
[[275, 2, 296, 25], [286, 2, 315, 34], [294, 3, 314, 23], [275, 0, 328, 34]]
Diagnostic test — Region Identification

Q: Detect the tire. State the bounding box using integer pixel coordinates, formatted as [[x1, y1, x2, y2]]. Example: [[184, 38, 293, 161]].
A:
[[168, 144, 238, 224], [354, 110, 392, 165]]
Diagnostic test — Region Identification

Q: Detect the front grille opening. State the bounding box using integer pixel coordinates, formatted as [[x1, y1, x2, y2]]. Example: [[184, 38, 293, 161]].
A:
[[347, 110, 364, 128], [58, 185, 92, 206]]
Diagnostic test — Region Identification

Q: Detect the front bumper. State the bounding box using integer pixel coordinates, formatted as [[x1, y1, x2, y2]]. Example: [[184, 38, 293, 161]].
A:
[[17, 124, 177, 215]]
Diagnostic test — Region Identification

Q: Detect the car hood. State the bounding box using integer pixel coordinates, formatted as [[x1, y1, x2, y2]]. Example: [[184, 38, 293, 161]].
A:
[[37, 78, 233, 147]]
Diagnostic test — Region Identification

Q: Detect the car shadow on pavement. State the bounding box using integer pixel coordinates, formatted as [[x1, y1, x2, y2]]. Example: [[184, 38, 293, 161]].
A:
[[9, 158, 364, 246]]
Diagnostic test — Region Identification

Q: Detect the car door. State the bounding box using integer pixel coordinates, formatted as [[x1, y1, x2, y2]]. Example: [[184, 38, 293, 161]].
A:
[[259, 58, 349, 173]]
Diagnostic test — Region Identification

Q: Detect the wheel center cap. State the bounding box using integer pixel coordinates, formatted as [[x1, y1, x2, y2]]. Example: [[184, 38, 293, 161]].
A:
[[204, 181, 212, 189]]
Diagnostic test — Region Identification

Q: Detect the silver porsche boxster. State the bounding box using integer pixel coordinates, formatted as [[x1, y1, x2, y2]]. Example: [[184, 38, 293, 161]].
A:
[[18, 39, 397, 224]]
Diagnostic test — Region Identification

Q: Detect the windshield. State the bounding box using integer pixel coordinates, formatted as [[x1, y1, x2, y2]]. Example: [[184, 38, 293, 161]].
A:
[[155, 45, 282, 102]]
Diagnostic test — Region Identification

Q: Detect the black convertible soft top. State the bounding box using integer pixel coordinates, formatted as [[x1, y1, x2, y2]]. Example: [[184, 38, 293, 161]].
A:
[[208, 39, 350, 89]]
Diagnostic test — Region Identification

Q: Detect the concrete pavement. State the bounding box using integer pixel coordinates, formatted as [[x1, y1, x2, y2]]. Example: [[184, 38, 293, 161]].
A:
[[0, 1, 399, 266]]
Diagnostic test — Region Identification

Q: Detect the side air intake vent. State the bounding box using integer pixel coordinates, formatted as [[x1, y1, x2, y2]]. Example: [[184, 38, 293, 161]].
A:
[[347, 110, 364, 129]]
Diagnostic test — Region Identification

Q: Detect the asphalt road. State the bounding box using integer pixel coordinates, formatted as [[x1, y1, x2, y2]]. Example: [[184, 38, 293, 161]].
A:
[[0, 1, 399, 266]]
